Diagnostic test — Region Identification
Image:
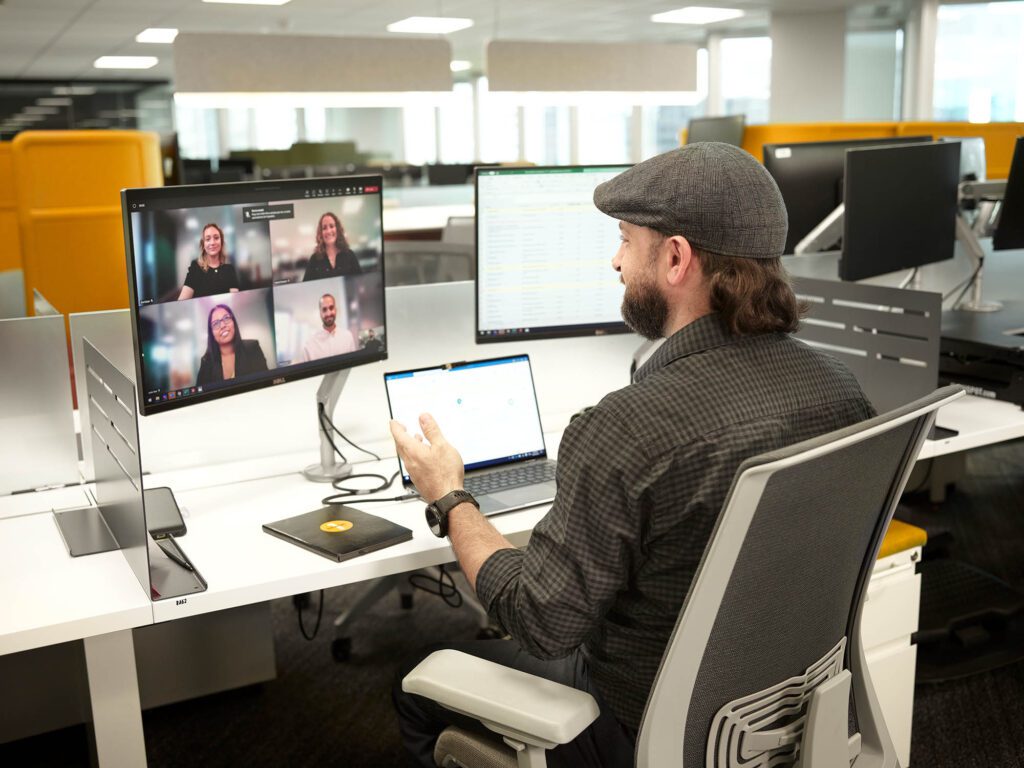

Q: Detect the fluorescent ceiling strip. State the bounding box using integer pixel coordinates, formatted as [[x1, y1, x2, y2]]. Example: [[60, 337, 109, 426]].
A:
[[651, 6, 744, 24], [94, 56, 159, 69], [387, 16, 474, 34]]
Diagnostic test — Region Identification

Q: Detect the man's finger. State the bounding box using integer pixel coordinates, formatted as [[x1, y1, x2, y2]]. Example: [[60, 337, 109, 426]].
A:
[[419, 413, 445, 444]]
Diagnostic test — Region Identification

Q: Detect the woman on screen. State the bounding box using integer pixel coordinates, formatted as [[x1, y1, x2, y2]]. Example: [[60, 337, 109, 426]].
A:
[[196, 304, 267, 386], [177, 223, 240, 300], [302, 212, 362, 281]]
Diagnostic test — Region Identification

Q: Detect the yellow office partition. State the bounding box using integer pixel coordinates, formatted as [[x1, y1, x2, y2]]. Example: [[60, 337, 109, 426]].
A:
[[12, 130, 163, 315], [0, 142, 21, 273], [895, 121, 1024, 180]]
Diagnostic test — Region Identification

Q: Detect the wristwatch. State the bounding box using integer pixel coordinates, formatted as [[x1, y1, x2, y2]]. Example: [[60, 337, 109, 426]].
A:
[[425, 489, 479, 538]]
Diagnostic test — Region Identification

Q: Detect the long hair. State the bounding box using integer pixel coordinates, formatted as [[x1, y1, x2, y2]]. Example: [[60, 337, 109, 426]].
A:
[[697, 249, 806, 335], [203, 304, 244, 361], [314, 212, 350, 255], [197, 223, 230, 271]]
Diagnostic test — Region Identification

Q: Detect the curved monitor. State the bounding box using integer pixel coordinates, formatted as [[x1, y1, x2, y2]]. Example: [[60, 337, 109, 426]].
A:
[[475, 165, 630, 343], [123, 176, 387, 415]]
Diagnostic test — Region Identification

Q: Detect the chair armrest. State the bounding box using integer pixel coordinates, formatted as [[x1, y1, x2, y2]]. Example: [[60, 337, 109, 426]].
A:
[[402, 649, 601, 749]]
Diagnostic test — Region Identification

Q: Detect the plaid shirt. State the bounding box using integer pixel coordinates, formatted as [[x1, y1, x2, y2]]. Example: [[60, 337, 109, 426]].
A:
[[475, 313, 874, 731]]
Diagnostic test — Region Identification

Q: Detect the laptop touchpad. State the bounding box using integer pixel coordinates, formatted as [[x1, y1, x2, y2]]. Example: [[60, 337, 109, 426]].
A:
[[483, 484, 555, 512]]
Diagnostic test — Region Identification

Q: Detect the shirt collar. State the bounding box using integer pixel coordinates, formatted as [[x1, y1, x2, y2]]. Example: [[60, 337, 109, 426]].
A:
[[633, 313, 738, 383]]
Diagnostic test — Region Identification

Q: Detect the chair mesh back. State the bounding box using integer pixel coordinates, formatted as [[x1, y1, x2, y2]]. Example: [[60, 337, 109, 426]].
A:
[[681, 420, 918, 768]]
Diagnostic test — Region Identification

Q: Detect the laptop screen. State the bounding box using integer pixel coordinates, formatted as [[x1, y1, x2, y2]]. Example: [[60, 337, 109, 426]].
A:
[[384, 355, 547, 482]]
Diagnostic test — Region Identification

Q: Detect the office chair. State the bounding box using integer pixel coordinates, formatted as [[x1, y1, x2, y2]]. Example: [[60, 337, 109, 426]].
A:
[[442, 216, 475, 246], [403, 385, 966, 767]]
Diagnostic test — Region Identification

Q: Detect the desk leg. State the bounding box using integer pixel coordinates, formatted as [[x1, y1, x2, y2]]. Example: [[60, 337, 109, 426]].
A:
[[83, 629, 147, 767]]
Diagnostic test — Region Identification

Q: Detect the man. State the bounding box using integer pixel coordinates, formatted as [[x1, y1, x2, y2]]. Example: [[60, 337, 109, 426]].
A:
[[362, 327, 384, 353], [300, 293, 355, 362], [390, 144, 873, 766]]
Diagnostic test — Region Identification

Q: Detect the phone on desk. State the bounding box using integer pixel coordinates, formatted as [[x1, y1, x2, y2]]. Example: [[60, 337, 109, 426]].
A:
[[144, 487, 196, 573], [145, 486, 186, 539]]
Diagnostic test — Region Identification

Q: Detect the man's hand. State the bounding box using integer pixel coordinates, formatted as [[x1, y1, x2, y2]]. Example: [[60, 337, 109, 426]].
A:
[[389, 413, 465, 503]]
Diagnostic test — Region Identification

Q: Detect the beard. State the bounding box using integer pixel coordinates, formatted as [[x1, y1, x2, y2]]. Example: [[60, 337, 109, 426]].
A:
[[620, 274, 669, 341]]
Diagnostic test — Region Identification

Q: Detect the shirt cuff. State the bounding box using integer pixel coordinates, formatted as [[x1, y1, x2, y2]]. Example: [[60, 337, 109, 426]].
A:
[[475, 547, 524, 613]]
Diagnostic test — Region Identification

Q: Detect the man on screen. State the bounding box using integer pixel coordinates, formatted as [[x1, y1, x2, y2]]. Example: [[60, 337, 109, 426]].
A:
[[390, 144, 874, 767], [300, 293, 355, 362]]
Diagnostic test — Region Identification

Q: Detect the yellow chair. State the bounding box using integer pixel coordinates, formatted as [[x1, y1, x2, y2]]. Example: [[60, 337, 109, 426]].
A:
[[12, 130, 162, 315], [0, 142, 21, 274]]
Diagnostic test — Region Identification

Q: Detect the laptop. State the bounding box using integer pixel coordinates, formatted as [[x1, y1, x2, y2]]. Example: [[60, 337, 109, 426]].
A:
[[384, 355, 557, 515]]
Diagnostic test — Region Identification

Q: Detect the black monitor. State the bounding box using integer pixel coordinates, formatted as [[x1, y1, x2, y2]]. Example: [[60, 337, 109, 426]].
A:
[[427, 163, 475, 185], [993, 136, 1024, 251], [686, 115, 745, 146], [840, 141, 960, 281], [475, 165, 631, 343], [122, 176, 387, 417], [764, 136, 931, 254]]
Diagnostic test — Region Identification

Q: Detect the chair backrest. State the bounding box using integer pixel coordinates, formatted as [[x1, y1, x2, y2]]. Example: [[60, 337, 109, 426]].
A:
[[384, 240, 475, 286], [442, 215, 475, 245], [636, 385, 964, 768]]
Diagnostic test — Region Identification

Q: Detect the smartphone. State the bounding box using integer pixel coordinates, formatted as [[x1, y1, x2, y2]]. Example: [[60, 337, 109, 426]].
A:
[[145, 486, 187, 539]]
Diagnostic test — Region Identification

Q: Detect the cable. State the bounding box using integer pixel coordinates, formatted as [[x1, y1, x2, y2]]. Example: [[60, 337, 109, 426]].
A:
[[317, 403, 348, 464], [319, 404, 382, 461], [297, 589, 324, 641], [408, 564, 463, 608], [945, 260, 983, 306], [321, 469, 420, 506]]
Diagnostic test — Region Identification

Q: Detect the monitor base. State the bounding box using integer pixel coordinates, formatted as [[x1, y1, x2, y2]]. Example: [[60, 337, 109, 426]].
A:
[[957, 299, 1004, 313], [302, 461, 354, 483]]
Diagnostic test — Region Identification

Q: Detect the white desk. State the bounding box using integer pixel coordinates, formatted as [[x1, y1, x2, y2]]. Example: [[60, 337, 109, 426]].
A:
[[0, 508, 152, 765]]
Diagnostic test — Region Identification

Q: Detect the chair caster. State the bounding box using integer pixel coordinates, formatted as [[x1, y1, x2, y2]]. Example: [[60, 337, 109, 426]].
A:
[[332, 637, 352, 662], [401, 593, 414, 610]]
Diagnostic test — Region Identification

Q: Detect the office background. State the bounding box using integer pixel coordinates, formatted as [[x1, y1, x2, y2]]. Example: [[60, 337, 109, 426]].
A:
[[1, 1, 1024, 767]]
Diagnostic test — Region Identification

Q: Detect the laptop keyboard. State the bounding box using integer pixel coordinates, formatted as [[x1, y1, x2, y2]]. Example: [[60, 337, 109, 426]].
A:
[[464, 461, 557, 495]]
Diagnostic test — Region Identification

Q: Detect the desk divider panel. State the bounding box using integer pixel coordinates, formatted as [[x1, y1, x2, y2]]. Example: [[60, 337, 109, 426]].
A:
[[54, 339, 205, 601], [68, 309, 133, 480], [0, 314, 78, 494], [792, 277, 941, 413]]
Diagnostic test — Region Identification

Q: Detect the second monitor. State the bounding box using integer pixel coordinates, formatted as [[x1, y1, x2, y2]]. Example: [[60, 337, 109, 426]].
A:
[[475, 165, 631, 343]]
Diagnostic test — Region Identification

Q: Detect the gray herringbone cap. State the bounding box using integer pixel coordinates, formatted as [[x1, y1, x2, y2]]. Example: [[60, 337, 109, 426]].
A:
[[593, 142, 789, 259]]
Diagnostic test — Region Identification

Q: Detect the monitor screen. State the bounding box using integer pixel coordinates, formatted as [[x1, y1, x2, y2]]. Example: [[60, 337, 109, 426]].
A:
[[840, 141, 960, 281], [763, 136, 931, 254], [686, 115, 745, 146], [123, 176, 387, 415], [993, 136, 1024, 251], [475, 165, 630, 343]]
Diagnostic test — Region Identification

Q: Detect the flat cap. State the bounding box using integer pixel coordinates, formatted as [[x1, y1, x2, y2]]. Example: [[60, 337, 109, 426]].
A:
[[593, 142, 788, 259]]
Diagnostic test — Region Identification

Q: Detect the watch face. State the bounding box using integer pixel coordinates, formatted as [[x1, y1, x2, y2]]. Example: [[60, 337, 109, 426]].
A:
[[425, 506, 444, 537]]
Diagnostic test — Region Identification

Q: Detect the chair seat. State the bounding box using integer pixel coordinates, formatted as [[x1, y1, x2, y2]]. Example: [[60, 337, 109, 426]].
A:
[[877, 519, 927, 559]]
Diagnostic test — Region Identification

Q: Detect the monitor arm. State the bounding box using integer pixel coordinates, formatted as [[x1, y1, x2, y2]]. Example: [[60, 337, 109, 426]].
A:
[[303, 369, 355, 482], [795, 203, 845, 255], [955, 179, 1006, 313]]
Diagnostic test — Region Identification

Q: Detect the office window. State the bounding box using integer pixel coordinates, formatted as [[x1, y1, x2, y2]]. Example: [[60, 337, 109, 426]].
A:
[[720, 37, 771, 124], [934, 1, 1024, 121], [477, 77, 521, 163], [523, 105, 571, 165], [577, 104, 633, 164], [844, 29, 903, 120], [174, 102, 220, 159], [403, 104, 438, 165], [642, 48, 709, 157], [438, 82, 476, 163]]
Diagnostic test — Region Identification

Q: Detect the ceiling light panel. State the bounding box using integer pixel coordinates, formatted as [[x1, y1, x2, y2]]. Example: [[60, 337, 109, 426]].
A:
[[387, 16, 474, 34], [651, 7, 745, 24], [202, 0, 292, 5], [94, 56, 159, 69], [136, 28, 179, 44]]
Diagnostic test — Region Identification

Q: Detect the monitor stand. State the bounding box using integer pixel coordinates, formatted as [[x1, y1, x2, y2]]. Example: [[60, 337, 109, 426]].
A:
[[303, 369, 355, 482]]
